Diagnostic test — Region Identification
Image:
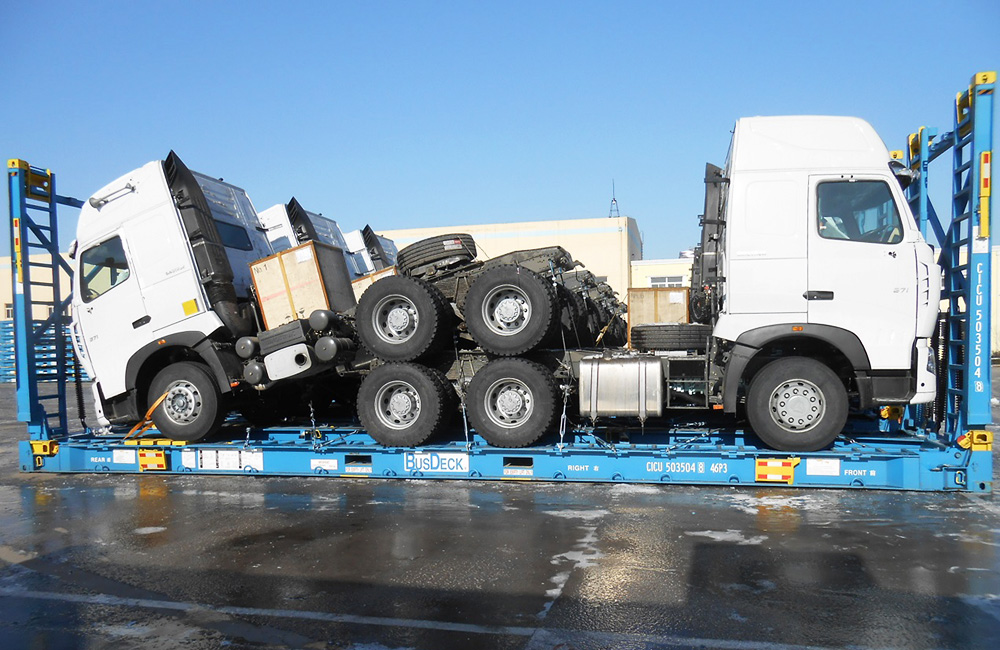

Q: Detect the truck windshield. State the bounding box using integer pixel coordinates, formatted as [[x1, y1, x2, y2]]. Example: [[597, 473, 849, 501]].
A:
[[817, 181, 903, 244], [80, 236, 131, 303]]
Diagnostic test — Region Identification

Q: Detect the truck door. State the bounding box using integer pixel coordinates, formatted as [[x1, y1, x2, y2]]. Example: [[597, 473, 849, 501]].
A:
[[724, 175, 808, 318], [73, 233, 148, 396], [806, 176, 916, 370]]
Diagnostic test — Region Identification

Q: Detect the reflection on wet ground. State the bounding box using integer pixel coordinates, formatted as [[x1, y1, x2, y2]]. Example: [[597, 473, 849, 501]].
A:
[[0, 387, 998, 649]]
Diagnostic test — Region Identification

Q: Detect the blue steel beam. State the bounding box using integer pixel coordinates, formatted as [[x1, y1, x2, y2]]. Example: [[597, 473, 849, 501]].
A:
[[961, 72, 994, 429], [6, 159, 80, 438]]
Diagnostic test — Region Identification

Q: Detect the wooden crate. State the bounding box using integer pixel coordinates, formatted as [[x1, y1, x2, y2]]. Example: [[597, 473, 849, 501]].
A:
[[351, 266, 397, 302], [251, 241, 356, 330], [627, 287, 689, 346]]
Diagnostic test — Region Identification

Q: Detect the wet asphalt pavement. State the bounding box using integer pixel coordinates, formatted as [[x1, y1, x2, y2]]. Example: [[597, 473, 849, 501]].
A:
[[1, 383, 999, 650]]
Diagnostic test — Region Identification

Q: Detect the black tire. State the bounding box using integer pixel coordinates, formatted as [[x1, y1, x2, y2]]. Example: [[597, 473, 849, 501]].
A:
[[149, 361, 226, 441], [357, 363, 455, 446], [689, 288, 712, 324], [745, 357, 848, 452], [603, 314, 628, 347], [356, 275, 451, 362], [396, 233, 477, 274], [464, 265, 559, 356], [556, 284, 593, 348], [466, 358, 560, 448], [631, 323, 712, 351]]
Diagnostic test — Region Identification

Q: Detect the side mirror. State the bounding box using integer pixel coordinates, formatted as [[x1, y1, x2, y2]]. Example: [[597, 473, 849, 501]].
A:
[[68, 239, 78, 260], [889, 160, 917, 190]]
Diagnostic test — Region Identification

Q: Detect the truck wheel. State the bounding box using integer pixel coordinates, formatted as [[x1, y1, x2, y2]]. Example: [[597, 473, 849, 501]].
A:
[[464, 266, 559, 356], [396, 233, 477, 274], [357, 275, 451, 362], [149, 361, 226, 441], [556, 284, 593, 348], [467, 358, 560, 448], [357, 363, 454, 446], [746, 357, 848, 452]]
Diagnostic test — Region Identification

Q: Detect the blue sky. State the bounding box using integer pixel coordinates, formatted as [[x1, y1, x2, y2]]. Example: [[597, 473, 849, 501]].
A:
[[2, 1, 998, 259]]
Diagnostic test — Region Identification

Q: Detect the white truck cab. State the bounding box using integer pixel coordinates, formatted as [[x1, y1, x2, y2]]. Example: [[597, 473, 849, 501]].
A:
[[257, 199, 398, 279], [705, 116, 941, 449], [70, 153, 272, 435]]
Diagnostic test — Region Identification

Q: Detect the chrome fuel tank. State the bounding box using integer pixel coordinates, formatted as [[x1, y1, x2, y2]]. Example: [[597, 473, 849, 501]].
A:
[[579, 355, 663, 420]]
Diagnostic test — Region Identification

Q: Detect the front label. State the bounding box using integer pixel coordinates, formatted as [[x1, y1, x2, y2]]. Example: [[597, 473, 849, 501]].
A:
[[806, 458, 840, 476], [403, 452, 469, 473]]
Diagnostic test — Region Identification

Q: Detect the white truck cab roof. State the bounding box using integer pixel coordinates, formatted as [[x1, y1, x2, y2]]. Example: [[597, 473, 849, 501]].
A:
[[729, 116, 893, 173]]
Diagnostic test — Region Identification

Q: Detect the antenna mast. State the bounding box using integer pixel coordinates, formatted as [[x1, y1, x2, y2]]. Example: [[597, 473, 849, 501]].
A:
[[608, 179, 620, 218]]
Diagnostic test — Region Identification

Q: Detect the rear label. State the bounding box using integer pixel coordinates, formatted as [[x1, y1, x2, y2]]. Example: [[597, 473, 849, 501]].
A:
[[198, 449, 264, 472], [113, 449, 137, 465], [403, 452, 469, 473]]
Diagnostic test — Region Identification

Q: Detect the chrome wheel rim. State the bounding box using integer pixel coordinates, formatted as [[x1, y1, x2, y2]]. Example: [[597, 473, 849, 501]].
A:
[[372, 294, 418, 345], [484, 378, 533, 429], [768, 378, 824, 433], [163, 380, 203, 425], [374, 380, 421, 430], [482, 284, 531, 336]]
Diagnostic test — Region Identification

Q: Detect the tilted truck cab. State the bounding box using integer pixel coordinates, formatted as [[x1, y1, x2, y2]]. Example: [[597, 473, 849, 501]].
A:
[[70, 153, 274, 434]]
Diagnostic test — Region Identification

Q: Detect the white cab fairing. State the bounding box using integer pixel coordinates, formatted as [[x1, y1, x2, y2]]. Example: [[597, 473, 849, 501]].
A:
[[716, 116, 941, 380]]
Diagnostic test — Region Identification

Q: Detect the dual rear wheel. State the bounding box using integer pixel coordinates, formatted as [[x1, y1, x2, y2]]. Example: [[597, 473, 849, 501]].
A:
[[358, 358, 561, 448]]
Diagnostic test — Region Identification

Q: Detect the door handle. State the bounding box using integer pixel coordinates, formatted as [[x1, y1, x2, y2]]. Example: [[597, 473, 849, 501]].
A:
[[804, 291, 834, 301], [132, 315, 151, 329]]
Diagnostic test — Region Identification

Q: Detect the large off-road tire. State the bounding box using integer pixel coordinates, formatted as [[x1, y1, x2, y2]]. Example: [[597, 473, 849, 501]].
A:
[[630, 323, 712, 351], [466, 358, 560, 448], [556, 284, 593, 348], [396, 233, 477, 274], [689, 288, 712, 324], [356, 275, 451, 362], [464, 265, 559, 356], [746, 357, 848, 452], [357, 363, 454, 447], [149, 361, 226, 442]]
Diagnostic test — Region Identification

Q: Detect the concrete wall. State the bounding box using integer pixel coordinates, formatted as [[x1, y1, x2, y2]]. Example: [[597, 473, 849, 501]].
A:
[[379, 216, 642, 298]]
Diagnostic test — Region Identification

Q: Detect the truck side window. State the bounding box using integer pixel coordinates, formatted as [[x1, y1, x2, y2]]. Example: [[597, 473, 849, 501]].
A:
[[817, 181, 903, 244], [215, 220, 253, 251], [80, 236, 131, 303]]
